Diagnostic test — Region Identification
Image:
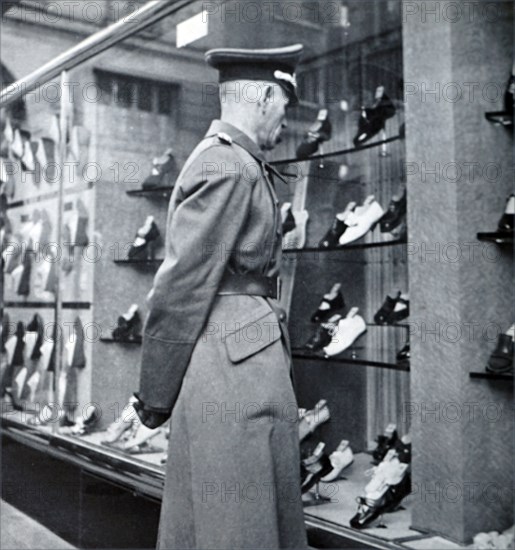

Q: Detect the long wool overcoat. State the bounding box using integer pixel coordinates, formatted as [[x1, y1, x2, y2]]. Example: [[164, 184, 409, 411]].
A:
[[138, 120, 308, 549]]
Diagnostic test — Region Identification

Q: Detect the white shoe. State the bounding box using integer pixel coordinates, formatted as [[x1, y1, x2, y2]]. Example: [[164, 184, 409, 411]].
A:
[[339, 196, 384, 246], [323, 308, 366, 356], [122, 423, 161, 451], [321, 440, 354, 481], [11, 129, 24, 158], [283, 210, 309, 250]]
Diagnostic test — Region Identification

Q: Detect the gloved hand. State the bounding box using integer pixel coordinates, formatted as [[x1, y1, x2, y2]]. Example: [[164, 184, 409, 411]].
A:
[[132, 394, 171, 429]]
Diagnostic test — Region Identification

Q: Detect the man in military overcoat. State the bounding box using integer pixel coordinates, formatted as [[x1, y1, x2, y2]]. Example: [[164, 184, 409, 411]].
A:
[[134, 44, 308, 549]]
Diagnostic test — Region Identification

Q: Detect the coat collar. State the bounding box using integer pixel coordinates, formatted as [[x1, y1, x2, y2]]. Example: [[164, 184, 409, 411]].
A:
[[205, 120, 265, 162], [204, 120, 289, 185]]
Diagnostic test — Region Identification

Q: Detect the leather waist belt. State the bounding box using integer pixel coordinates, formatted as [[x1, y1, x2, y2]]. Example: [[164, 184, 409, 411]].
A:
[[218, 273, 280, 300]]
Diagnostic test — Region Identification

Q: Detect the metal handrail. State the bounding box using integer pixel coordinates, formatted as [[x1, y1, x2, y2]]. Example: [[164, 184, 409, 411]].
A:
[[0, 0, 192, 107]]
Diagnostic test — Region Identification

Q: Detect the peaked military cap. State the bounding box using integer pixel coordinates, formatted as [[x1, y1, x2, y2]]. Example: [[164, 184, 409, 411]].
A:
[[205, 44, 304, 105]]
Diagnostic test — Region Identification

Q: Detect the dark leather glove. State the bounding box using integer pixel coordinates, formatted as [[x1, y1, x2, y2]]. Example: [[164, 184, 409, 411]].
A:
[[133, 394, 171, 429]]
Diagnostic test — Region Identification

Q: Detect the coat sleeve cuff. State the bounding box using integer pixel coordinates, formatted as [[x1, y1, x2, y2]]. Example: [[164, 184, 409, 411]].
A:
[[137, 333, 195, 413]]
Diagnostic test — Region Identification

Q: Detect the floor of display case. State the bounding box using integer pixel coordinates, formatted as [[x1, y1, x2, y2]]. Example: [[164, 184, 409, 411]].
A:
[[0, 410, 473, 550]]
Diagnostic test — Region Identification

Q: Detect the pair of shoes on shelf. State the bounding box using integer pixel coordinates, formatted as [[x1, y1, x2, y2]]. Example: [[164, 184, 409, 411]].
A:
[[486, 325, 514, 374], [143, 148, 177, 189], [320, 197, 385, 248], [112, 305, 142, 342], [374, 291, 409, 325], [281, 203, 309, 250], [296, 109, 332, 160], [128, 216, 160, 260], [353, 86, 396, 147], [323, 308, 367, 357]]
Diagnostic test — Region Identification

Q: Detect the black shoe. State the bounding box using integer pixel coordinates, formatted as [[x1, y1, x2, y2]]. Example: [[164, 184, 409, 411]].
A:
[[59, 404, 101, 436], [388, 297, 409, 324], [372, 424, 398, 464], [486, 333, 514, 374], [485, 73, 514, 125], [296, 109, 332, 159], [396, 342, 410, 368], [304, 315, 341, 352], [497, 195, 515, 233], [281, 203, 296, 234], [393, 438, 412, 464], [383, 472, 411, 513], [319, 217, 347, 249], [350, 496, 384, 529], [26, 313, 44, 360], [353, 87, 396, 147], [112, 305, 142, 342], [374, 292, 400, 325], [311, 284, 345, 323], [319, 202, 357, 249], [128, 216, 160, 260], [142, 148, 177, 189], [380, 189, 407, 233]]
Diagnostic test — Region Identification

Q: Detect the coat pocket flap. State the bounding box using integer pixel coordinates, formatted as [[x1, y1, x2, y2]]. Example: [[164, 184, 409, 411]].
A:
[[224, 310, 281, 364]]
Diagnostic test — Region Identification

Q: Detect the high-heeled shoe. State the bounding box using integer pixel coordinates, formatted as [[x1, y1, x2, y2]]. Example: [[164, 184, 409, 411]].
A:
[[311, 284, 345, 323], [128, 216, 160, 259], [353, 87, 396, 147], [296, 109, 332, 159], [101, 397, 139, 445], [142, 148, 177, 189], [380, 189, 407, 233], [301, 442, 333, 493], [112, 304, 142, 342], [319, 202, 357, 249], [304, 314, 342, 352]]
